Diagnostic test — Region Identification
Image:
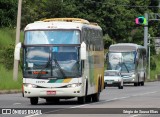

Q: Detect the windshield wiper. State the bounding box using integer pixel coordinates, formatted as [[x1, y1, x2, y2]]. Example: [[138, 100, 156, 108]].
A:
[[121, 62, 129, 73], [53, 59, 66, 78], [36, 60, 50, 78]]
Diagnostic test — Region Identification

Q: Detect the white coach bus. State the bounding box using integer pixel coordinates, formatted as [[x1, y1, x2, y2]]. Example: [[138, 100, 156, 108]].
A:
[[106, 43, 147, 86], [14, 18, 104, 105]]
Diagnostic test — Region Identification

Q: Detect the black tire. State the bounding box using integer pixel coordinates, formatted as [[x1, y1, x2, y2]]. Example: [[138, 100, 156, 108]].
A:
[[134, 76, 139, 86], [99, 77, 102, 92], [46, 98, 51, 103], [92, 92, 100, 102], [85, 95, 91, 103], [22, 92, 24, 97], [141, 81, 144, 86], [118, 85, 123, 89], [92, 82, 100, 102], [30, 97, 38, 105], [137, 76, 140, 86], [141, 74, 145, 86], [134, 82, 138, 86], [78, 96, 85, 104]]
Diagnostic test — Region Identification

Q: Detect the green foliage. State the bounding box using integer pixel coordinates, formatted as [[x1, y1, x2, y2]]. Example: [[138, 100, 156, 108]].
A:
[[150, 56, 156, 70], [0, 28, 23, 90], [0, 65, 22, 90], [21, 0, 63, 29], [0, 0, 17, 27], [150, 54, 160, 81], [0, 28, 15, 70], [0, 28, 23, 71], [1, 0, 159, 46], [0, 28, 15, 46], [103, 34, 115, 49], [1, 44, 14, 70]]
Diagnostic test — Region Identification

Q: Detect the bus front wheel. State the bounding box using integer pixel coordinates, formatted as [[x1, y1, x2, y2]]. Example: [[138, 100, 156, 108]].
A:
[[30, 97, 38, 105], [77, 96, 85, 104], [134, 82, 138, 86]]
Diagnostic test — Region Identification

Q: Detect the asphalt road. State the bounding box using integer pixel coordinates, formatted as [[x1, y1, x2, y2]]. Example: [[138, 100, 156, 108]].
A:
[[0, 81, 160, 117]]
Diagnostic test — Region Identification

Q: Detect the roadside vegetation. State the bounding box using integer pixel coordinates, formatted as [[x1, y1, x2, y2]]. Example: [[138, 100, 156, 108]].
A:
[[150, 54, 160, 81], [0, 28, 23, 90]]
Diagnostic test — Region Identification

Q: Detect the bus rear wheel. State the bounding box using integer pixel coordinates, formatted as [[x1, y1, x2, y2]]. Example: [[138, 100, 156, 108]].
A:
[[141, 81, 144, 86], [92, 92, 100, 102], [30, 97, 38, 105], [92, 83, 100, 102]]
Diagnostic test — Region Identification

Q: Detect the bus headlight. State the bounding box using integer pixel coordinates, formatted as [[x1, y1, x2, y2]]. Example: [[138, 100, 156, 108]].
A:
[[131, 74, 136, 78], [24, 83, 37, 88], [67, 83, 82, 88]]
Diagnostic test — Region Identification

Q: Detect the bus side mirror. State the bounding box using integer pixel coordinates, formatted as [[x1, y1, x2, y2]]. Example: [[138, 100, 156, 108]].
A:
[[80, 42, 86, 60], [14, 42, 22, 60]]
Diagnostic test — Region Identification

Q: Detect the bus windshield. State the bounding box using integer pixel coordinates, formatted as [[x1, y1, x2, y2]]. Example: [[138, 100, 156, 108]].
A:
[[108, 51, 136, 72], [23, 46, 81, 78], [24, 30, 80, 44]]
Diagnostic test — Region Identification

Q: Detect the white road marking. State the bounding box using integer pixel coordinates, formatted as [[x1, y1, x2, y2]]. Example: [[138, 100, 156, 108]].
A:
[[13, 103, 21, 105], [24, 91, 159, 117], [132, 91, 158, 97], [129, 114, 141, 117], [25, 114, 39, 117]]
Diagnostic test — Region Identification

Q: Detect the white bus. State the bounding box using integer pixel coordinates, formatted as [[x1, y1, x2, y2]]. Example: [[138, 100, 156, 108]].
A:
[[14, 18, 104, 105], [106, 43, 147, 86]]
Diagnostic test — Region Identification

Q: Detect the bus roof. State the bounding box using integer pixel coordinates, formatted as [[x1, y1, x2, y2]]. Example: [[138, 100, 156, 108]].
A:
[[24, 18, 102, 31], [109, 43, 145, 52]]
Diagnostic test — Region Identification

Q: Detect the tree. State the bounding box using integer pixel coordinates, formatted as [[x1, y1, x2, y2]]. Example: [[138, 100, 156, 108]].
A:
[[0, 0, 17, 27]]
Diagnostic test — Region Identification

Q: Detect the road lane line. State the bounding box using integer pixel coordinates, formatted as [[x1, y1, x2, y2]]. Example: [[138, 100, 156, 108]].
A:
[[87, 91, 159, 105], [25, 114, 39, 117], [13, 103, 21, 105], [132, 91, 158, 97], [129, 114, 141, 117]]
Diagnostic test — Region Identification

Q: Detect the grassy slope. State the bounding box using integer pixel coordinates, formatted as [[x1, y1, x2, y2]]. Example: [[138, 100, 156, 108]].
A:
[[0, 28, 23, 90], [150, 54, 160, 81]]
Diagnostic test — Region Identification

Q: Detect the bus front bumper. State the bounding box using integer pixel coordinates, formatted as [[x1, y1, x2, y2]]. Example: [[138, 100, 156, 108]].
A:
[[122, 75, 137, 83], [23, 86, 83, 98]]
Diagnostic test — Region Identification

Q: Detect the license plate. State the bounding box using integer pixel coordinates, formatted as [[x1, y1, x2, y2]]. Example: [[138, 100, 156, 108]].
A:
[[47, 91, 56, 95], [107, 81, 113, 84]]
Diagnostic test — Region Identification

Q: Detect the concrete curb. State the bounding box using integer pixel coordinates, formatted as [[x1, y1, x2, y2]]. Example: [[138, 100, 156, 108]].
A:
[[0, 89, 21, 94]]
